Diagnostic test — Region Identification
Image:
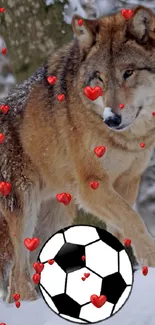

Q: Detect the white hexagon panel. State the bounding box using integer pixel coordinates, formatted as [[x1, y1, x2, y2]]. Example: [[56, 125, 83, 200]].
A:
[[40, 262, 66, 297], [66, 267, 102, 305], [64, 225, 99, 245], [86, 240, 118, 277]]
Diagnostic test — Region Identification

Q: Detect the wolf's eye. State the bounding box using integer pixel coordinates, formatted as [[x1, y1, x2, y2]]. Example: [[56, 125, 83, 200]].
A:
[[123, 70, 134, 80]]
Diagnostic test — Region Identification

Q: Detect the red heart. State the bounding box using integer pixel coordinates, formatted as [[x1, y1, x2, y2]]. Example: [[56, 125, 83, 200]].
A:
[[142, 266, 148, 276], [81, 277, 86, 281], [56, 192, 72, 205], [90, 294, 107, 308], [81, 255, 86, 261], [121, 9, 134, 20], [124, 238, 131, 247], [32, 273, 40, 285], [90, 182, 99, 190], [24, 237, 40, 251], [78, 19, 83, 26], [0, 182, 11, 196], [13, 293, 20, 301], [119, 103, 125, 109], [0, 323, 6, 325], [15, 301, 21, 308], [94, 146, 106, 158], [140, 142, 145, 148], [0, 134, 5, 144], [0, 8, 5, 13], [84, 86, 103, 101], [48, 259, 55, 265], [33, 262, 44, 273], [57, 94, 65, 102], [0, 105, 9, 114], [47, 76, 57, 85], [1, 48, 7, 55], [84, 272, 90, 278], [152, 111, 155, 116]]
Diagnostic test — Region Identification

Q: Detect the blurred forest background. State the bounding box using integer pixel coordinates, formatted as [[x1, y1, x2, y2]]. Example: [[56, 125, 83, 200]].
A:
[[0, 0, 155, 261]]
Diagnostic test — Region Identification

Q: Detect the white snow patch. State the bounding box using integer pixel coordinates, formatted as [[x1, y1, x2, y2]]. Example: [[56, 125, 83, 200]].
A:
[[0, 269, 155, 325], [45, 0, 55, 6]]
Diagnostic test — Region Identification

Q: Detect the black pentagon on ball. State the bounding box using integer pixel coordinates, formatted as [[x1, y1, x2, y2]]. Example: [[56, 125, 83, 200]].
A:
[[96, 227, 124, 252], [101, 272, 127, 304], [54, 242, 86, 273], [52, 293, 81, 318]]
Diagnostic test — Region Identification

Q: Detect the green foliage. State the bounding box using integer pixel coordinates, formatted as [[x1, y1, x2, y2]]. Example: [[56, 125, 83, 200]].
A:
[[74, 209, 106, 229]]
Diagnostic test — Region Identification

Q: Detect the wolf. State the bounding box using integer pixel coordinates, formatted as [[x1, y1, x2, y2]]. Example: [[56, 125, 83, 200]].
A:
[[0, 5, 155, 303]]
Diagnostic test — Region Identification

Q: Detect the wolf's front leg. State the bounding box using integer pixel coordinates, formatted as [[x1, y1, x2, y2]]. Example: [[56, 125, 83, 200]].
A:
[[30, 198, 77, 266], [4, 189, 40, 303], [77, 178, 155, 267], [107, 175, 141, 244]]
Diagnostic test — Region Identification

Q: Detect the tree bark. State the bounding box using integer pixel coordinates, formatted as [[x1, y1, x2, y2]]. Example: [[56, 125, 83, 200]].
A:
[[0, 0, 72, 81]]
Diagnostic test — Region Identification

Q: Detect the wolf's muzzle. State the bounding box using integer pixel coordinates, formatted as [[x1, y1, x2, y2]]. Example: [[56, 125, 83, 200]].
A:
[[104, 114, 122, 128]]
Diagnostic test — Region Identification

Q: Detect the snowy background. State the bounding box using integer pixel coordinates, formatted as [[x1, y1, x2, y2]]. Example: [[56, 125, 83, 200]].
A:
[[1, 268, 155, 325], [1, 0, 155, 324]]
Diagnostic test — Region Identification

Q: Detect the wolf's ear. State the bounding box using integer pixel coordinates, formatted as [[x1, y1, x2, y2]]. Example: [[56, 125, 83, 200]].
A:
[[72, 15, 99, 51], [126, 6, 155, 43]]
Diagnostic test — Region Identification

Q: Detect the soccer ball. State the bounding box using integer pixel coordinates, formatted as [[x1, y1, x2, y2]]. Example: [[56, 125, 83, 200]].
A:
[[38, 225, 133, 324]]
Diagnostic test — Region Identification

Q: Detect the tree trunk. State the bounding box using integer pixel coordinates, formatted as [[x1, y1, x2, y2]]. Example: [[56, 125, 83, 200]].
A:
[[0, 0, 72, 81]]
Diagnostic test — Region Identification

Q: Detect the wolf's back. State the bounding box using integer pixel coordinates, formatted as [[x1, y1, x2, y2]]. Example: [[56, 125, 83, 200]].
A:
[[0, 64, 47, 117]]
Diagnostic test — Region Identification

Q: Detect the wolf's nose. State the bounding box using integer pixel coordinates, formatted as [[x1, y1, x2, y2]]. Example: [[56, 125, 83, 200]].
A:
[[104, 114, 121, 128]]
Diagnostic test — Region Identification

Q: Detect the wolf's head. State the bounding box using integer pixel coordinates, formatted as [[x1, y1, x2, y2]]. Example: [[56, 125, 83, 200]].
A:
[[72, 6, 155, 136]]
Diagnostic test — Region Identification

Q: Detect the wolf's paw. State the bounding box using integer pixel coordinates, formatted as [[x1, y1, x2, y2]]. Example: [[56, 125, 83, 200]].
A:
[[139, 252, 155, 267], [6, 281, 16, 304], [17, 281, 38, 302], [6, 288, 15, 304], [21, 288, 38, 301], [135, 241, 155, 267]]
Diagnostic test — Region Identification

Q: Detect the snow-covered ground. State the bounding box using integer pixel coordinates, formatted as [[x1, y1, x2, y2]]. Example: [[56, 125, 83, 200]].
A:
[[0, 268, 155, 325]]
